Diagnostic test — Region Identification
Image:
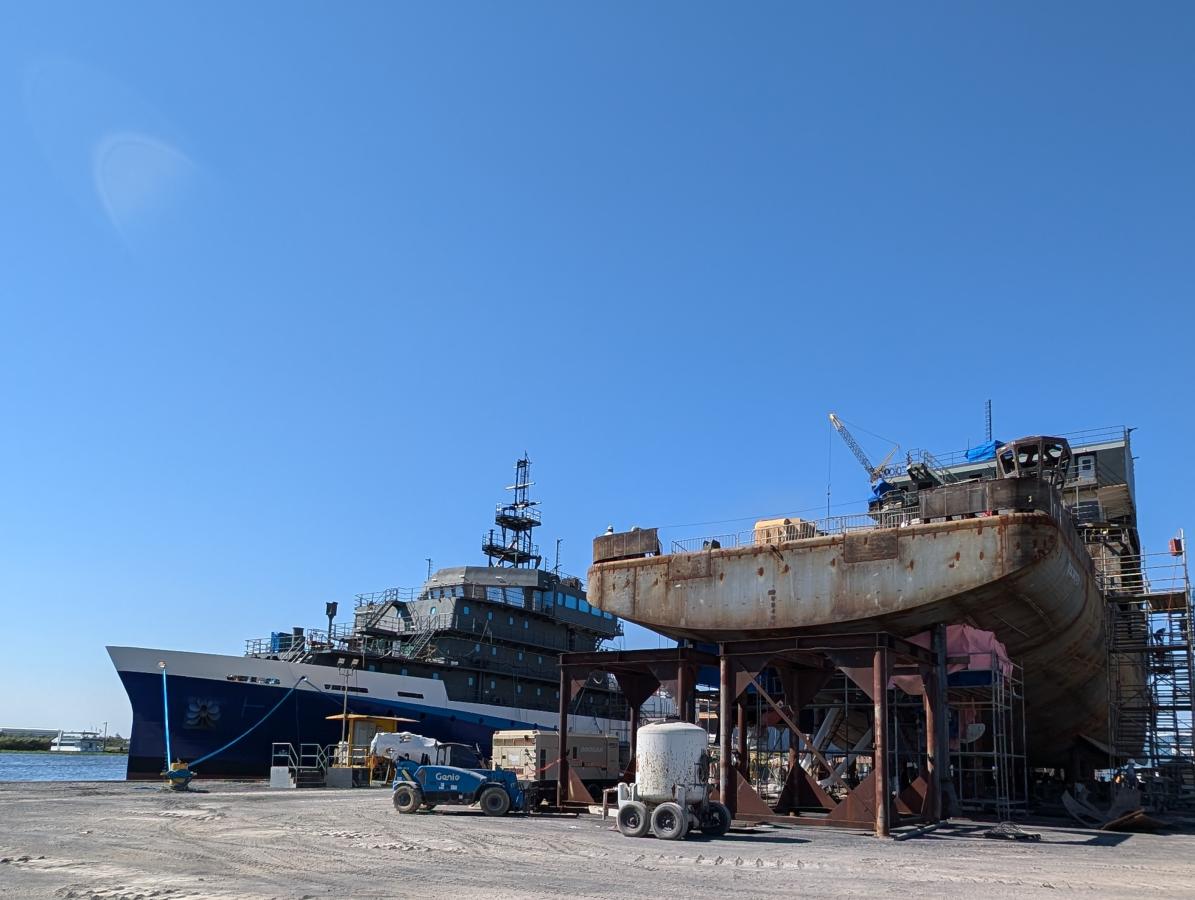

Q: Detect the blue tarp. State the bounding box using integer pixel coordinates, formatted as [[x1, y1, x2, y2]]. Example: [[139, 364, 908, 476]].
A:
[[965, 439, 1002, 462], [869, 478, 896, 502]]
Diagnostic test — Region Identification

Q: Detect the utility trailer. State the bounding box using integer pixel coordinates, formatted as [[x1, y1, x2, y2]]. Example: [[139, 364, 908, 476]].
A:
[[491, 729, 622, 806]]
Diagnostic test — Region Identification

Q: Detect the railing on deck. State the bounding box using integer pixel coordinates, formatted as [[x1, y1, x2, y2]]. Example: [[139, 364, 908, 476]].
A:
[[670, 509, 922, 554], [907, 426, 1129, 470]]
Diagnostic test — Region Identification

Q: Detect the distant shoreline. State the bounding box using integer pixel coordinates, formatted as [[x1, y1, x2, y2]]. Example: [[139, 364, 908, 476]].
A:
[[0, 749, 129, 756]]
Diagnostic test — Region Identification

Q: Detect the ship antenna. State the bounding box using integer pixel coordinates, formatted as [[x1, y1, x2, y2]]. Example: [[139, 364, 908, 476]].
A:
[[482, 455, 542, 569]]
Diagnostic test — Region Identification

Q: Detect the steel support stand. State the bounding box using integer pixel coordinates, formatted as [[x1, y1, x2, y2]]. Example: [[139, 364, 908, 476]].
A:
[[557, 665, 570, 808], [873, 647, 890, 837], [720, 651, 736, 818]]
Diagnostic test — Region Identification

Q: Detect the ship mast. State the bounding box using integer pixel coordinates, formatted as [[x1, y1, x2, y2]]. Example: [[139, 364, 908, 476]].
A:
[[482, 456, 542, 568]]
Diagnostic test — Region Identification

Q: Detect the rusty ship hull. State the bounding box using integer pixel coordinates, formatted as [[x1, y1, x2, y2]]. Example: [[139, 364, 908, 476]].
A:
[[588, 510, 1122, 765]]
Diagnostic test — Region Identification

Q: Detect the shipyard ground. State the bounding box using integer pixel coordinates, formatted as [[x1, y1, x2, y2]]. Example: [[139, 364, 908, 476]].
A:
[[2, 782, 1194, 899]]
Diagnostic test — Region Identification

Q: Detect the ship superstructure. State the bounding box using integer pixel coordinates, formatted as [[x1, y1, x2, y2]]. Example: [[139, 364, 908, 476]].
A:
[[110, 457, 627, 779]]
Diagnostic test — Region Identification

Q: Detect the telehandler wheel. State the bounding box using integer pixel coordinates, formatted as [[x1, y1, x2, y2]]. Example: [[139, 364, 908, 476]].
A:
[[479, 786, 511, 817], [700, 802, 732, 837], [617, 801, 650, 838], [392, 783, 423, 814], [651, 802, 687, 841]]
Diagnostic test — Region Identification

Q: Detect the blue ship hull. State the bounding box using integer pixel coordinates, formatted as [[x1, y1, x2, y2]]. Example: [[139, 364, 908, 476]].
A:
[[118, 669, 545, 780]]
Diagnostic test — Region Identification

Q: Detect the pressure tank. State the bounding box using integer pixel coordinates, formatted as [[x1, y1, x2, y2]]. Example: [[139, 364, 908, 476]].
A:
[[634, 722, 708, 804]]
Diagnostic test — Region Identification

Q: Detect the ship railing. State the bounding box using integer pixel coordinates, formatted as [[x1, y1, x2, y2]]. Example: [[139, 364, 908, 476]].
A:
[[905, 426, 1129, 470], [354, 587, 421, 607], [245, 627, 343, 659], [669, 509, 921, 554], [494, 503, 542, 524]]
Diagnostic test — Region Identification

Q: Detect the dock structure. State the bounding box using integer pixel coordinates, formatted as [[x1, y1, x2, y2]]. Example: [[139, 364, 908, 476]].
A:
[[578, 427, 1195, 827]]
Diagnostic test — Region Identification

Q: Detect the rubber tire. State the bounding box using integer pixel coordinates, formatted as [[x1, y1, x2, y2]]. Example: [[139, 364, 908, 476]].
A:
[[700, 802, 732, 837], [392, 783, 423, 814], [651, 802, 687, 841], [617, 801, 650, 838], [479, 786, 511, 817]]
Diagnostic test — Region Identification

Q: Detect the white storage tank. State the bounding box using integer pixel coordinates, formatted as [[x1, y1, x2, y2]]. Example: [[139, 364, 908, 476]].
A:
[[634, 722, 708, 804]]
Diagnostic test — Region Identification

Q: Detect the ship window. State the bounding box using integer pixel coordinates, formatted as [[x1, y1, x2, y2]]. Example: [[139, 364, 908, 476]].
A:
[[491, 646, 498, 656], [537, 655, 542, 665], [430, 607, 437, 617], [401, 668, 408, 676], [517, 651, 524, 661], [461, 605, 470, 616], [467, 676, 475, 686], [487, 611, 493, 621], [579, 599, 589, 613], [536, 687, 542, 697], [555, 690, 559, 699], [474, 643, 481, 653], [432, 673, 440, 680], [523, 619, 529, 629], [565, 595, 577, 610], [517, 685, 523, 694], [507, 615, 514, 626], [604, 611, 613, 620], [490, 680, 496, 689]]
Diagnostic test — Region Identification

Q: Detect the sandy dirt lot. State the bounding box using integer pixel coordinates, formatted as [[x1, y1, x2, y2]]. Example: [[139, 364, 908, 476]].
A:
[[2, 781, 1193, 899]]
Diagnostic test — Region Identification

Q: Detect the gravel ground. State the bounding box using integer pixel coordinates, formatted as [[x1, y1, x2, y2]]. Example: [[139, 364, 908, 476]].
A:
[[2, 781, 1193, 899]]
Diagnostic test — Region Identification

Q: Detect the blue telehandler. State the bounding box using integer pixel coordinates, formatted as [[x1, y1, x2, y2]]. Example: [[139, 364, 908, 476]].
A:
[[379, 732, 525, 817]]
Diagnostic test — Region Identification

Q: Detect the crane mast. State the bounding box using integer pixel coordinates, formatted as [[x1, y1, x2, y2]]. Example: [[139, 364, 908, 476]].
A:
[[828, 413, 898, 484]]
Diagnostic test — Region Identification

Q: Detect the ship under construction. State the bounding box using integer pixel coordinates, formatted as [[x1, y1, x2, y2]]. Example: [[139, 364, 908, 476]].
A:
[[575, 422, 1194, 829]]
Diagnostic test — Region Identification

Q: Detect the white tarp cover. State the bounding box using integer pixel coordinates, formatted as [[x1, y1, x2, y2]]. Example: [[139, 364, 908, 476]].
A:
[[370, 731, 441, 762]]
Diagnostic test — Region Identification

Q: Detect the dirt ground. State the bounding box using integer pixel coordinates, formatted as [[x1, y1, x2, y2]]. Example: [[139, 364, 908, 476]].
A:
[[2, 781, 1193, 899]]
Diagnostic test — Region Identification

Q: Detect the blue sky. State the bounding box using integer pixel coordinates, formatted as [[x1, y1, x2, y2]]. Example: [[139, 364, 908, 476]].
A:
[[1, 3, 1192, 734]]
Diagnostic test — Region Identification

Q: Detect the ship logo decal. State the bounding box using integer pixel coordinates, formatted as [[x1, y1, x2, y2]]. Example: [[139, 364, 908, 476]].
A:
[[184, 698, 222, 729]]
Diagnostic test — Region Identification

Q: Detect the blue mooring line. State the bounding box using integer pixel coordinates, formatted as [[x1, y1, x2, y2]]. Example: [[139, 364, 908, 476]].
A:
[[161, 666, 173, 769], [183, 676, 309, 770]]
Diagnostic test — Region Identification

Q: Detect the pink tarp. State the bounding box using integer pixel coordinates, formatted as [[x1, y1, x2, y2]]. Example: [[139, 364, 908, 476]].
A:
[[890, 624, 1012, 696]]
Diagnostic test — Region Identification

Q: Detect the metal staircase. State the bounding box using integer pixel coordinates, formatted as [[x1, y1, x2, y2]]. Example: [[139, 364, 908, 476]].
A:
[[272, 743, 332, 788]]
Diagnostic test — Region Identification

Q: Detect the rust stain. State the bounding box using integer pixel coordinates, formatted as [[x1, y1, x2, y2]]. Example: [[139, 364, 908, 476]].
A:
[[718, 572, 724, 582], [907, 560, 916, 571], [954, 551, 961, 561], [782, 564, 790, 574], [757, 567, 765, 577], [979, 550, 985, 560]]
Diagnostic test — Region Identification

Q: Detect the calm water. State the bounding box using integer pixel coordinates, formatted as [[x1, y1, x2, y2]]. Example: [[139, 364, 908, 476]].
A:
[[0, 751, 127, 782]]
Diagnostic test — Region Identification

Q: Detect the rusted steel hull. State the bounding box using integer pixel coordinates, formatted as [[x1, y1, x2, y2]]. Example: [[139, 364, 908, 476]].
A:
[[588, 512, 1130, 765]]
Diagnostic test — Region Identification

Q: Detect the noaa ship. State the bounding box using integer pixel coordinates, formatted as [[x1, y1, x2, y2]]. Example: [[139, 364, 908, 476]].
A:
[[109, 458, 627, 779]]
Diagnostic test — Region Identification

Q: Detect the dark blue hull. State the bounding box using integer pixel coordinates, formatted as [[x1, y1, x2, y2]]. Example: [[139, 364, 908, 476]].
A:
[[118, 670, 542, 780]]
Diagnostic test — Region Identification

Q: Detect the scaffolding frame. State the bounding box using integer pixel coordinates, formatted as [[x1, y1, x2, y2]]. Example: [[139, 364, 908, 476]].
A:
[[948, 655, 1028, 820], [1100, 531, 1195, 806]]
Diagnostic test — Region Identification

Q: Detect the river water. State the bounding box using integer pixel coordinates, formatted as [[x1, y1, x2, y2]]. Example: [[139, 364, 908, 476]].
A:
[[0, 751, 127, 782]]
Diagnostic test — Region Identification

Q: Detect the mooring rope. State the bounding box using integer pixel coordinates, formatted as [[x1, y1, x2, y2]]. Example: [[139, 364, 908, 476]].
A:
[[159, 667, 310, 770], [160, 666, 173, 770]]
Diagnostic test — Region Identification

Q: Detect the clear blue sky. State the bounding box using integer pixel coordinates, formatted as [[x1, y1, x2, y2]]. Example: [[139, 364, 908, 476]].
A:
[[1, 3, 1192, 734]]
